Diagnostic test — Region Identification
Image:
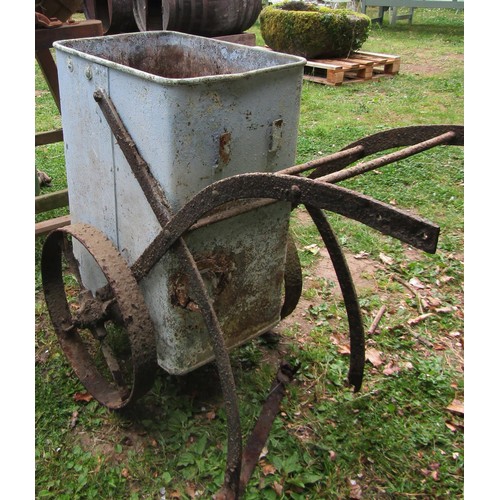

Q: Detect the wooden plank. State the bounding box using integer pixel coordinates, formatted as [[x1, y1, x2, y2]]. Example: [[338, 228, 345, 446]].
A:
[[35, 129, 63, 146], [304, 74, 341, 86], [35, 215, 71, 237], [306, 60, 343, 70], [35, 189, 69, 214], [35, 49, 61, 112], [212, 33, 256, 46], [35, 20, 104, 51], [353, 50, 399, 60]]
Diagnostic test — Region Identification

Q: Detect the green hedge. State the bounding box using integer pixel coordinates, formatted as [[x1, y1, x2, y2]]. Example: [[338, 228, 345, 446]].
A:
[[260, 1, 371, 58]]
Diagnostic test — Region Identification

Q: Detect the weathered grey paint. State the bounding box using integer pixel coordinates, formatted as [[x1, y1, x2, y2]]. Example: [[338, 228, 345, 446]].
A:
[[54, 31, 306, 374]]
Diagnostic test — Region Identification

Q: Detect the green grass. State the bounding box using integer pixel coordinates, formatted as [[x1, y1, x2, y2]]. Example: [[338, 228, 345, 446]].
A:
[[35, 7, 463, 499]]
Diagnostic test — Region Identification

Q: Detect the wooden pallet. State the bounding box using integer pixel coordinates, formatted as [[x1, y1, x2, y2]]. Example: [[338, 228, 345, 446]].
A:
[[303, 50, 400, 86]]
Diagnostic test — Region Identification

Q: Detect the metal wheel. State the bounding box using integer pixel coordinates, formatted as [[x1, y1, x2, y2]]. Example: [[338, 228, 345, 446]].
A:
[[281, 234, 303, 320], [41, 223, 157, 410]]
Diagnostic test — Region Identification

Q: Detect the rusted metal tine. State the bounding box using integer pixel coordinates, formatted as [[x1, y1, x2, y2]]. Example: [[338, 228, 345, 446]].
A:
[[279, 145, 365, 176], [317, 131, 456, 184], [131, 173, 440, 283], [238, 362, 299, 493], [93, 89, 243, 499], [306, 207, 365, 391]]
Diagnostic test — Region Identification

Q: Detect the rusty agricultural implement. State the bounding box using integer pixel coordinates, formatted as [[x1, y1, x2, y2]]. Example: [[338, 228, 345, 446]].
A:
[[40, 31, 463, 499]]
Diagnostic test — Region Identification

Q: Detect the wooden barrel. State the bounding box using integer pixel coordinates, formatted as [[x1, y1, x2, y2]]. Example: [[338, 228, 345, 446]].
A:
[[83, 0, 138, 33], [164, 0, 262, 37], [133, 0, 169, 31]]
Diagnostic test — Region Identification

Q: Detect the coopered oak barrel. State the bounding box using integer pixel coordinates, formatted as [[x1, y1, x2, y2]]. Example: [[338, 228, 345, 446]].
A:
[[83, 0, 138, 33], [133, 0, 167, 31], [168, 0, 262, 36]]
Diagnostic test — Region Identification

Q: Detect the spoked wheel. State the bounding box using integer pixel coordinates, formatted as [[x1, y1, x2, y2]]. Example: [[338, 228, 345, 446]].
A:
[[41, 223, 157, 410]]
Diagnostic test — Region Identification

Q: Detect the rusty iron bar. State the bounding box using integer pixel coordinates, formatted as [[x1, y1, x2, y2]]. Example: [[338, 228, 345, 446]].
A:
[[238, 362, 300, 492], [93, 90, 172, 224], [339, 124, 464, 153], [93, 89, 243, 498], [179, 126, 463, 242], [279, 145, 365, 176], [305, 206, 365, 391], [307, 125, 464, 179], [131, 173, 440, 283], [317, 131, 457, 184]]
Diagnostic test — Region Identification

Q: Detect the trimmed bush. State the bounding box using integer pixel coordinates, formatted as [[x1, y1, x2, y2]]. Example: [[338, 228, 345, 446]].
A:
[[260, 1, 371, 59]]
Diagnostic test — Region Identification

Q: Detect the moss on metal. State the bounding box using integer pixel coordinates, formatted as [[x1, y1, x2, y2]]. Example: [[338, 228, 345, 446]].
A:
[[260, 1, 371, 59]]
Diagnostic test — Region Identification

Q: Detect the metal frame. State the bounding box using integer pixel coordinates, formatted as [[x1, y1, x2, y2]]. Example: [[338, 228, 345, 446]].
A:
[[41, 88, 463, 498]]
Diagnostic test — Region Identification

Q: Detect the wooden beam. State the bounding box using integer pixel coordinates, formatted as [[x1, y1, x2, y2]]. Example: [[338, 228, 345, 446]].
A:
[[35, 129, 63, 146], [35, 189, 69, 214], [35, 20, 104, 51], [35, 215, 71, 237]]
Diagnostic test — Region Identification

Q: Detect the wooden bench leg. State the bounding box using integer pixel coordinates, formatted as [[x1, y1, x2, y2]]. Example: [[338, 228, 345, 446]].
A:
[[35, 49, 61, 113], [408, 7, 415, 24], [390, 7, 398, 25]]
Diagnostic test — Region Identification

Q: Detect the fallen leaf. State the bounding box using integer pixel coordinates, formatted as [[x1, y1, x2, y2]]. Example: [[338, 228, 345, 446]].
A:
[[433, 343, 447, 350], [121, 468, 129, 478], [436, 306, 454, 314], [379, 253, 394, 265], [272, 481, 283, 496], [169, 491, 182, 499], [69, 410, 78, 429], [446, 399, 464, 416], [366, 348, 383, 367], [407, 313, 434, 326], [205, 410, 217, 421], [260, 462, 276, 476], [445, 421, 457, 432], [354, 251, 370, 259], [348, 479, 362, 499], [427, 296, 442, 308], [185, 483, 197, 499], [338, 344, 351, 355], [304, 244, 320, 255], [73, 392, 93, 403], [409, 277, 426, 289], [383, 362, 400, 376]]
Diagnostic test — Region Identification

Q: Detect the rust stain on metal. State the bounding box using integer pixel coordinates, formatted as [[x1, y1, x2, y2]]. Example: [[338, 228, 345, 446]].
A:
[[41, 223, 157, 410], [219, 131, 232, 166], [170, 251, 235, 311]]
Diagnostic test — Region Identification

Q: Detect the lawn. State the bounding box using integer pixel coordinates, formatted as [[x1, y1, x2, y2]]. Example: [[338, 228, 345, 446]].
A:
[[34, 6, 464, 499]]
